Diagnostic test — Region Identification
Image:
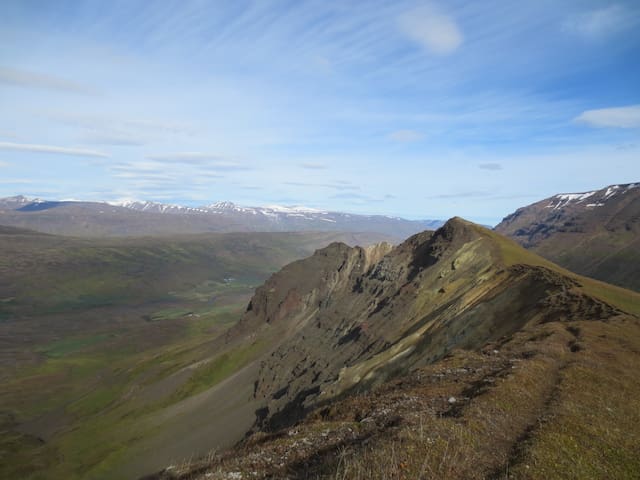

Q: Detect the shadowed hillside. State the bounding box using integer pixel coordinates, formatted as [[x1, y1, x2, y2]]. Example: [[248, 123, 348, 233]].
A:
[[0, 228, 396, 480], [141, 218, 640, 480], [495, 183, 640, 291]]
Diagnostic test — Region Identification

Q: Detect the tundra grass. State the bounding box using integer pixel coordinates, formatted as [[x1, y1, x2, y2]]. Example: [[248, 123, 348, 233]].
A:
[[477, 225, 640, 316], [168, 338, 266, 403]]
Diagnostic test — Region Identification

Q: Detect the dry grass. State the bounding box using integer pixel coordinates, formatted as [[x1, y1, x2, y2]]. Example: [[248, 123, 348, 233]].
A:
[[157, 314, 640, 480]]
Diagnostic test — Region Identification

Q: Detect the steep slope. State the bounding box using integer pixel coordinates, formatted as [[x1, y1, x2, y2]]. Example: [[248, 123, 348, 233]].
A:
[[0, 229, 396, 480], [143, 218, 640, 480], [0, 229, 392, 320], [232, 218, 623, 434], [495, 183, 640, 291], [0, 196, 442, 238], [148, 311, 640, 480]]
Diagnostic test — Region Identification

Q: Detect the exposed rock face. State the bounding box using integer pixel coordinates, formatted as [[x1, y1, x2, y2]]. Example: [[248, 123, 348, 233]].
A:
[[495, 183, 640, 291], [232, 218, 620, 433]]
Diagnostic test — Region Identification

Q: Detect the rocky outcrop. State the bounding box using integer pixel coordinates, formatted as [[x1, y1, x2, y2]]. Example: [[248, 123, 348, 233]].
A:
[[236, 218, 621, 433]]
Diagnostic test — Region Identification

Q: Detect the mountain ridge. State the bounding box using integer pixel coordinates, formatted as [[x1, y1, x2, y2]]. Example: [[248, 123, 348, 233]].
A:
[[141, 217, 640, 480], [495, 182, 640, 291], [212, 218, 635, 438], [0, 195, 443, 238]]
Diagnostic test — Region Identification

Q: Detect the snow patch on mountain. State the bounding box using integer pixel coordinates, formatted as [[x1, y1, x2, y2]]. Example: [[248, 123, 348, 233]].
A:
[[545, 183, 638, 210], [111, 200, 209, 214]]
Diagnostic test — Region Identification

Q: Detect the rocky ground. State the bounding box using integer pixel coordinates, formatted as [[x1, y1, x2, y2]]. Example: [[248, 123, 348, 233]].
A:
[[143, 309, 640, 479]]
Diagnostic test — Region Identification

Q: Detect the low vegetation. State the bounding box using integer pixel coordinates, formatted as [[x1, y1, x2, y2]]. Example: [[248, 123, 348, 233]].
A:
[[0, 229, 385, 480], [150, 315, 640, 480]]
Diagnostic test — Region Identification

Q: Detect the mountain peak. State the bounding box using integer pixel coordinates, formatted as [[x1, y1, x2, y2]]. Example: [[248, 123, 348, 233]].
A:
[[423, 216, 480, 245], [232, 209, 626, 436]]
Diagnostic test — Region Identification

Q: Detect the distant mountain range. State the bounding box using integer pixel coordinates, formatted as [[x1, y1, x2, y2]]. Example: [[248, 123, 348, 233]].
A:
[[495, 182, 639, 291], [0, 196, 443, 239]]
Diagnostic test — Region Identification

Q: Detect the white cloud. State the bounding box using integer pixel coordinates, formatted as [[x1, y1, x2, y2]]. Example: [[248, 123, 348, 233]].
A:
[[575, 105, 640, 129], [146, 152, 227, 163], [398, 4, 463, 55], [299, 162, 327, 170], [0, 178, 33, 184], [0, 130, 19, 140], [388, 129, 425, 142], [562, 6, 633, 39], [285, 181, 359, 191], [44, 112, 198, 139], [80, 132, 145, 146], [0, 66, 99, 95], [146, 153, 251, 171], [478, 163, 503, 171], [0, 141, 109, 158]]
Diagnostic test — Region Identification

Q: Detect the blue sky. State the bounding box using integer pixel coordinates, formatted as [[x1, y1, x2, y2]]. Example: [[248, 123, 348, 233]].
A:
[[0, 0, 639, 225]]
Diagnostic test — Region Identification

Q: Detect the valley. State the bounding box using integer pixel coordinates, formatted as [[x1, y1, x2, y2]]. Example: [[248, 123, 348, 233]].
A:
[[1, 209, 639, 480], [3, 2, 638, 478], [0, 227, 393, 480], [140, 218, 640, 480]]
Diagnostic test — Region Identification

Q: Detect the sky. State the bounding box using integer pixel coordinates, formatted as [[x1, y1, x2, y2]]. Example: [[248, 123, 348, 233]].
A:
[[0, 0, 639, 225]]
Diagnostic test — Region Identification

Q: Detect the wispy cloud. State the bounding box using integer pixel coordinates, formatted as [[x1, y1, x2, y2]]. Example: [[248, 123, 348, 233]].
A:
[[331, 192, 371, 200], [199, 172, 225, 179], [426, 191, 490, 200], [80, 132, 145, 146], [0, 66, 99, 95], [426, 191, 540, 201], [44, 112, 198, 140], [0, 130, 19, 140], [575, 105, 640, 129], [398, 4, 463, 55], [299, 162, 327, 169], [478, 162, 503, 171], [388, 129, 424, 142], [145, 152, 250, 170], [145, 152, 226, 162], [0, 178, 34, 185], [562, 5, 635, 39], [0, 141, 108, 158], [285, 181, 359, 191]]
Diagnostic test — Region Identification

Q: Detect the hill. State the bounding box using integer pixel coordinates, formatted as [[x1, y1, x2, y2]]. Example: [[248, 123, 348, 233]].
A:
[[138, 218, 640, 480], [495, 183, 640, 291], [0, 196, 442, 238], [0, 228, 396, 480]]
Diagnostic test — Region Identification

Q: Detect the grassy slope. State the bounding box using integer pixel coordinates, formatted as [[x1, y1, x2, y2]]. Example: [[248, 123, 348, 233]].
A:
[[529, 230, 640, 292], [156, 222, 640, 480], [474, 224, 640, 316], [0, 228, 392, 480]]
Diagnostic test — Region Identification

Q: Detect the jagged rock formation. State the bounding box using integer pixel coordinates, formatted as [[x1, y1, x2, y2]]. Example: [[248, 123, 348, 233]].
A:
[[495, 183, 640, 291], [144, 217, 640, 480], [229, 218, 622, 433]]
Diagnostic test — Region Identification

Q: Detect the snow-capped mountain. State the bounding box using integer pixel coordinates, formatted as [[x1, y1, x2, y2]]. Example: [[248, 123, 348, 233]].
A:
[[544, 183, 639, 210], [113, 199, 440, 229], [111, 200, 211, 214], [0, 196, 444, 239], [0, 195, 43, 209], [495, 182, 640, 291]]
